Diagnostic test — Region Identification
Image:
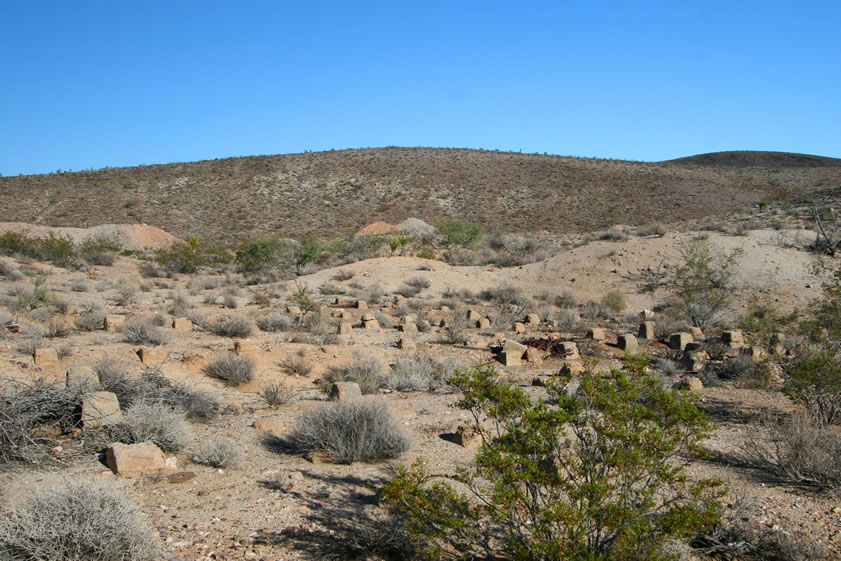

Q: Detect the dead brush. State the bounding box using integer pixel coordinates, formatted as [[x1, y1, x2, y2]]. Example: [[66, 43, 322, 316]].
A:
[[258, 381, 295, 407]]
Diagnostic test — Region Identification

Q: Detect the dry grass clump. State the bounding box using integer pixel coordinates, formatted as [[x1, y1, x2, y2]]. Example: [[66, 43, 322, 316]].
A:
[[0, 476, 159, 561], [110, 401, 191, 452], [75, 303, 106, 331], [207, 315, 254, 337], [122, 317, 167, 346], [600, 290, 627, 314], [739, 412, 841, 490], [258, 381, 295, 408], [386, 352, 457, 392], [203, 354, 256, 386], [192, 438, 241, 468], [323, 353, 385, 394], [256, 312, 295, 332], [287, 400, 410, 463], [279, 355, 312, 376]]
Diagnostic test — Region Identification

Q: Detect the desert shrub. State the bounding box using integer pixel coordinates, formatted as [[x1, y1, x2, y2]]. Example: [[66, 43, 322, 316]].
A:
[[95, 357, 147, 407], [69, 279, 89, 292], [324, 353, 385, 394], [203, 354, 255, 385], [16, 337, 44, 357], [234, 235, 292, 272], [383, 359, 722, 561], [0, 379, 91, 464], [192, 438, 241, 468], [672, 237, 741, 329], [333, 269, 355, 281], [319, 282, 345, 296], [437, 217, 482, 249], [638, 222, 668, 237], [153, 235, 209, 273], [79, 232, 123, 265], [782, 349, 841, 425], [555, 289, 577, 309], [740, 412, 841, 490], [258, 381, 295, 407], [158, 382, 220, 422], [715, 356, 771, 388], [208, 314, 254, 337], [169, 291, 193, 316], [395, 284, 422, 298], [598, 226, 629, 241], [655, 358, 684, 377], [293, 234, 325, 273], [287, 400, 410, 463], [279, 355, 312, 376], [113, 401, 190, 452], [0, 476, 158, 561], [256, 312, 295, 332], [364, 283, 385, 304], [123, 317, 167, 346], [373, 310, 393, 329], [581, 300, 607, 320], [600, 290, 627, 314], [553, 309, 578, 332], [387, 353, 455, 392], [405, 276, 431, 291], [222, 292, 239, 308], [44, 316, 73, 338], [112, 277, 139, 306]]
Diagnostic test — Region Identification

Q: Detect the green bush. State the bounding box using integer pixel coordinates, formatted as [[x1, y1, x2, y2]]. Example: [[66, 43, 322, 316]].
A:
[[437, 217, 482, 249], [294, 234, 325, 272], [235, 235, 292, 272], [383, 359, 722, 561], [672, 238, 740, 329], [153, 235, 208, 273], [600, 290, 627, 314], [0, 477, 158, 560]]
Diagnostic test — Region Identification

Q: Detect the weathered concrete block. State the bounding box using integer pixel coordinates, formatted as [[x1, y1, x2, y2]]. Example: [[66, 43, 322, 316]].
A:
[[669, 332, 693, 351], [467, 310, 482, 321], [398, 322, 418, 333], [81, 391, 123, 428], [638, 321, 656, 340], [234, 340, 258, 355], [499, 351, 522, 367], [476, 318, 491, 329], [503, 339, 528, 357], [674, 376, 704, 392], [337, 322, 353, 335], [137, 347, 167, 364], [690, 326, 704, 339], [172, 317, 192, 331], [398, 337, 417, 351], [587, 328, 606, 341], [722, 330, 745, 349], [617, 333, 639, 353], [104, 314, 125, 332], [525, 347, 544, 364], [559, 361, 585, 376], [65, 365, 98, 387], [286, 306, 302, 315], [34, 347, 59, 368], [525, 313, 540, 325], [329, 382, 362, 401], [452, 425, 480, 448], [558, 341, 580, 360], [512, 322, 526, 334], [355, 300, 368, 310], [681, 350, 707, 373], [106, 441, 166, 477]]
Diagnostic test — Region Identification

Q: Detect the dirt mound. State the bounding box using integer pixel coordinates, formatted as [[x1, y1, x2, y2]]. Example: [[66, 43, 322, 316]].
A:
[[0, 222, 179, 251], [665, 151, 841, 168], [356, 221, 402, 236]]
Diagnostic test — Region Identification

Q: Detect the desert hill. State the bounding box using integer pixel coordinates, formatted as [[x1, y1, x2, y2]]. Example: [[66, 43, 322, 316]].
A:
[[665, 150, 841, 168], [2, 147, 840, 244]]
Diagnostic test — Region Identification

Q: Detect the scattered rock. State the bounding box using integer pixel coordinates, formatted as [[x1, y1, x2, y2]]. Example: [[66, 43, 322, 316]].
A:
[[398, 322, 418, 333], [355, 300, 368, 310], [337, 322, 353, 335], [398, 337, 417, 351], [525, 313, 540, 325], [722, 330, 745, 349], [34, 347, 59, 368], [587, 328, 606, 340], [669, 332, 693, 351], [467, 310, 482, 322], [453, 425, 480, 448], [137, 347, 167, 364], [106, 441, 166, 477], [476, 318, 491, 329], [617, 333, 639, 353], [557, 341, 580, 360], [638, 321, 656, 340], [104, 314, 126, 332], [172, 317, 192, 331], [675, 376, 704, 392], [512, 322, 526, 334], [329, 382, 362, 401]]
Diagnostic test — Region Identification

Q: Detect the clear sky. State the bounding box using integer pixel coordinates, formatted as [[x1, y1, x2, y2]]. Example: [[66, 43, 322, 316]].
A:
[[1, 1, 839, 176]]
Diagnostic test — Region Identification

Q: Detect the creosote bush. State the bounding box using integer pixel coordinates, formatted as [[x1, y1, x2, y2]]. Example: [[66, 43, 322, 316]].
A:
[[203, 353, 256, 386], [383, 358, 723, 561], [287, 400, 410, 463], [0, 476, 158, 561]]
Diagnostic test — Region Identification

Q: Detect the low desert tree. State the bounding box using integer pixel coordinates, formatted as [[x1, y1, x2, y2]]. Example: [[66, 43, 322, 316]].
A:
[[672, 237, 740, 329], [294, 234, 324, 273], [437, 217, 482, 249], [235, 235, 291, 272], [383, 358, 723, 561]]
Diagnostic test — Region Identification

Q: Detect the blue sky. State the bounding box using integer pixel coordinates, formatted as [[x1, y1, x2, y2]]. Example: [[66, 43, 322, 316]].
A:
[[1, 1, 839, 176]]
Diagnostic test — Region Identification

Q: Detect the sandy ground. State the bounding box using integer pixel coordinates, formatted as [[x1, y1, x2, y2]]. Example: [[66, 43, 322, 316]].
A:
[[0, 222, 839, 560]]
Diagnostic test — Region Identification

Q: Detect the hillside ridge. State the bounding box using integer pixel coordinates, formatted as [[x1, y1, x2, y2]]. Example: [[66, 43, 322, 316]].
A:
[[2, 147, 841, 243]]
